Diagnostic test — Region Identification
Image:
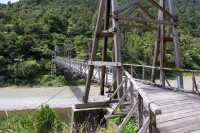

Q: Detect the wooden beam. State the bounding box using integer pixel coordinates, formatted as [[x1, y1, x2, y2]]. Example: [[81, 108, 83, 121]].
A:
[[75, 102, 108, 109], [147, 0, 178, 22], [168, 0, 184, 89], [114, 0, 141, 14], [138, 3, 154, 19], [83, 0, 106, 103], [97, 32, 113, 37], [111, 0, 123, 98], [114, 16, 178, 26], [100, 0, 111, 96], [116, 101, 138, 133], [138, 116, 150, 133], [88, 61, 122, 66], [120, 24, 157, 30]]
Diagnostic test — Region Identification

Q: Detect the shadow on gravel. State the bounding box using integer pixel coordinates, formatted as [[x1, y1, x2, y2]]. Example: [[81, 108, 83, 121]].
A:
[[69, 86, 84, 100]]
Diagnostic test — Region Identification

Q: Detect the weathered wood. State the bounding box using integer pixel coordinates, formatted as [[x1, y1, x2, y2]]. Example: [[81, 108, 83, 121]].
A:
[[138, 93, 143, 129], [120, 24, 157, 30], [109, 78, 125, 100], [116, 101, 138, 133], [111, 0, 123, 98], [88, 61, 122, 66], [157, 115, 200, 132], [102, 2, 111, 75], [75, 102, 108, 109], [157, 110, 200, 124], [138, 3, 154, 19], [83, 0, 106, 103], [138, 116, 150, 133], [114, 0, 141, 14], [149, 110, 157, 133], [168, 0, 184, 89], [97, 32, 113, 37], [112, 87, 131, 114], [147, 0, 177, 22], [104, 114, 126, 119], [114, 16, 178, 25]]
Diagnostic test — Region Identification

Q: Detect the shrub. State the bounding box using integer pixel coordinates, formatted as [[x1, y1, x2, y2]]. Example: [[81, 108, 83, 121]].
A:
[[35, 105, 65, 133]]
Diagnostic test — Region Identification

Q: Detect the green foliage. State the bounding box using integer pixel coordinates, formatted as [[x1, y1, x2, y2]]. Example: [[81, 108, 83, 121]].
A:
[[111, 117, 138, 133], [0, 0, 200, 86], [35, 105, 65, 133], [0, 105, 67, 133], [0, 115, 35, 133]]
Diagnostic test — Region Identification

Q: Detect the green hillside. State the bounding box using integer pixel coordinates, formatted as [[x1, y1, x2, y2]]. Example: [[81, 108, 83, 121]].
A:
[[0, 0, 200, 86]]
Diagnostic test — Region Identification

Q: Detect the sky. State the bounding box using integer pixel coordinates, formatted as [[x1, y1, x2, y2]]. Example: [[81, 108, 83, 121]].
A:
[[0, 0, 19, 4]]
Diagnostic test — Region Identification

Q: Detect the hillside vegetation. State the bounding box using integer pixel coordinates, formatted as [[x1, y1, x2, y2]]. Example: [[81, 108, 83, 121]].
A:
[[0, 0, 200, 86]]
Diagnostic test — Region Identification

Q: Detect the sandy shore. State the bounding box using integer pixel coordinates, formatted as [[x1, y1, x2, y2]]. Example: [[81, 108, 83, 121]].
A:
[[0, 85, 100, 111]]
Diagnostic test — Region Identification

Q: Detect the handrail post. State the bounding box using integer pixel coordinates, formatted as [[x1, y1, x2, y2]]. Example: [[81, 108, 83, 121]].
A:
[[142, 66, 145, 80], [149, 110, 157, 133], [130, 81, 134, 107], [192, 71, 198, 92], [106, 67, 108, 85], [131, 65, 133, 77], [138, 93, 143, 129], [125, 74, 128, 91]]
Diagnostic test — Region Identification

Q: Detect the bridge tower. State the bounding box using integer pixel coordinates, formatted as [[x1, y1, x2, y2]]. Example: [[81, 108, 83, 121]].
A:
[[83, 0, 184, 103], [83, 0, 123, 103]]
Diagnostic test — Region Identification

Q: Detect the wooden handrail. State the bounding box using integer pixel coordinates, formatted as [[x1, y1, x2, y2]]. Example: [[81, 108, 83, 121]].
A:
[[124, 70, 162, 115]]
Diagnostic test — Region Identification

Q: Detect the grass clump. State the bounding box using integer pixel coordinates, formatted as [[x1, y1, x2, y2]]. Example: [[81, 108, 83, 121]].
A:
[[0, 105, 68, 133]]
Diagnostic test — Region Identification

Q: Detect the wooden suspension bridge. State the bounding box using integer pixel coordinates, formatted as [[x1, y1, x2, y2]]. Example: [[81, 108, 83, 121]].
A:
[[52, 0, 200, 133]]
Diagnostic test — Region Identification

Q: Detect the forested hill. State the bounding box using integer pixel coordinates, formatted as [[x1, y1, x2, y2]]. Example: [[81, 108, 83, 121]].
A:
[[0, 0, 200, 86]]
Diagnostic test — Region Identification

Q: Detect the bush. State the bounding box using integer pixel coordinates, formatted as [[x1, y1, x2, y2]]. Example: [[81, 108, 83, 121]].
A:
[[0, 105, 67, 133], [35, 105, 65, 133]]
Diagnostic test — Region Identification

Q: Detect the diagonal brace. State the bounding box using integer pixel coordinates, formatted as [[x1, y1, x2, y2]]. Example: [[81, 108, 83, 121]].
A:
[[114, 0, 141, 14], [147, 0, 178, 22]]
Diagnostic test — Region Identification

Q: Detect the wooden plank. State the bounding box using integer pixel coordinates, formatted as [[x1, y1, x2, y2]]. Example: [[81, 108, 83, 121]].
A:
[[158, 99, 200, 109], [160, 103, 200, 114], [88, 61, 122, 66], [75, 102, 108, 109], [157, 110, 200, 124], [154, 96, 198, 105], [156, 98, 200, 107], [157, 116, 200, 132], [157, 106, 200, 119], [114, 16, 178, 25], [170, 124, 200, 133]]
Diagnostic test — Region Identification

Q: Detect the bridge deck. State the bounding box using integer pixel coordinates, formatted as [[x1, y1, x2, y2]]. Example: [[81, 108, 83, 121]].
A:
[[140, 84, 200, 133]]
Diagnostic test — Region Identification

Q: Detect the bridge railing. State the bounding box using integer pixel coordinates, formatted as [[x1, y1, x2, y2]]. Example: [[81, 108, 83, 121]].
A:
[[107, 70, 161, 133], [123, 64, 200, 92]]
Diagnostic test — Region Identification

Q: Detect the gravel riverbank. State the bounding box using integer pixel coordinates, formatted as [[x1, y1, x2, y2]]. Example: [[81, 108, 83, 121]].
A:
[[0, 85, 100, 111]]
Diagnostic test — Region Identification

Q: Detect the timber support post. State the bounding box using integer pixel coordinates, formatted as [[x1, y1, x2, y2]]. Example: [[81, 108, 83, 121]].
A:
[[83, 0, 123, 103]]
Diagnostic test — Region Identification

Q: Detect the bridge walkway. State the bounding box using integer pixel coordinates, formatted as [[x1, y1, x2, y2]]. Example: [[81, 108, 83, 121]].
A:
[[54, 58, 200, 133], [139, 83, 200, 133]]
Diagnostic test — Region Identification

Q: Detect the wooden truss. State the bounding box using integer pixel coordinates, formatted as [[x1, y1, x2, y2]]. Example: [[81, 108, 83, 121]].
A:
[[83, 0, 184, 103]]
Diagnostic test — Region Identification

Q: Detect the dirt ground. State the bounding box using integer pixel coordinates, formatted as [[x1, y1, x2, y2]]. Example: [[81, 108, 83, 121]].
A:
[[0, 85, 100, 111]]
